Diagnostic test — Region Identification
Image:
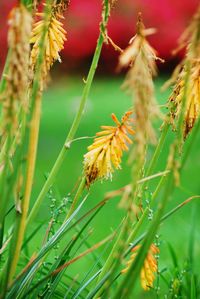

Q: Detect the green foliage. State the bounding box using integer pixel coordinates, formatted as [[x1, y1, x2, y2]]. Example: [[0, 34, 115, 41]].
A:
[[0, 0, 200, 298]]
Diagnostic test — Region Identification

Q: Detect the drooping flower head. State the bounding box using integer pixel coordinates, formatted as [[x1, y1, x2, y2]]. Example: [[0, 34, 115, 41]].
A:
[[30, 2, 67, 87], [122, 243, 159, 291], [168, 6, 200, 138], [119, 13, 162, 148], [84, 111, 134, 187]]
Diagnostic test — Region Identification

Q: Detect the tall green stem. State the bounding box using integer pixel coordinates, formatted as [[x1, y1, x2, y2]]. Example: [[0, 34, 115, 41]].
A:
[[27, 0, 110, 226], [7, 94, 42, 284], [114, 170, 174, 299], [123, 120, 169, 245], [1, 1, 53, 291], [0, 127, 12, 248], [145, 121, 169, 180]]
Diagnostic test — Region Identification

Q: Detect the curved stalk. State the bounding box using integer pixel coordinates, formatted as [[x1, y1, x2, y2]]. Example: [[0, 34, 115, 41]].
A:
[[145, 121, 169, 183], [65, 177, 86, 220], [27, 0, 110, 226]]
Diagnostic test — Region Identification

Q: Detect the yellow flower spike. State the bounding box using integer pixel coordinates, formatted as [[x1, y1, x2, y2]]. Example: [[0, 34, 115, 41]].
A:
[[122, 243, 159, 291], [30, 6, 67, 86], [168, 6, 200, 139], [83, 111, 134, 187], [169, 64, 200, 138]]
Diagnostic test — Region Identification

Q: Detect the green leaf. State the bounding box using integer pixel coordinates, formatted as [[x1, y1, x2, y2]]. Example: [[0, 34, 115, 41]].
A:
[[167, 242, 179, 269]]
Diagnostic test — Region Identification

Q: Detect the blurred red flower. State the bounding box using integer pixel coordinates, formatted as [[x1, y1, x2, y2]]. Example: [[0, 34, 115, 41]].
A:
[[0, 0, 199, 71]]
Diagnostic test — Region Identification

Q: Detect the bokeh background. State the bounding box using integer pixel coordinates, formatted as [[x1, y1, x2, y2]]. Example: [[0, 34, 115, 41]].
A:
[[0, 0, 199, 72], [1, 1, 200, 296]]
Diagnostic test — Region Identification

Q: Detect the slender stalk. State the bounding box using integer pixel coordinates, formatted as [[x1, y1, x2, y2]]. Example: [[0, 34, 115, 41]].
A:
[[0, 109, 28, 243], [122, 121, 170, 246], [145, 121, 169, 180], [2, 1, 53, 289], [27, 0, 110, 225], [22, 233, 114, 297], [7, 94, 42, 284], [65, 177, 86, 219], [0, 126, 12, 248], [127, 169, 169, 244], [114, 167, 174, 299], [93, 218, 127, 299]]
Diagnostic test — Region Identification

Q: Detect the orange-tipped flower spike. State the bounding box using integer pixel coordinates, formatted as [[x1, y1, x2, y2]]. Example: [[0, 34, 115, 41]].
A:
[[84, 111, 134, 187], [168, 6, 200, 138], [122, 243, 159, 291], [30, 5, 67, 86]]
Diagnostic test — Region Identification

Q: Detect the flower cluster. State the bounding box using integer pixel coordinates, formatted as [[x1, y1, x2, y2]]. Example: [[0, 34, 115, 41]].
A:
[[122, 244, 159, 291], [84, 111, 134, 187], [30, 4, 67, 87]]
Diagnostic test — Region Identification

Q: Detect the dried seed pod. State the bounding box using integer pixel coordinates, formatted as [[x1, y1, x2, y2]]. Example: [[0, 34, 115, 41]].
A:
[[119, 13, 163, 149], [0, 4, 32, 138]]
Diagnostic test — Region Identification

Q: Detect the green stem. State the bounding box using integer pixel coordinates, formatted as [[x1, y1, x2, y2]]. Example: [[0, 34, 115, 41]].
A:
[[114, 169, 174, 299], [127, 169, 169, 244], [145, 121, 169, 179], [27, 0, 110, 226], [0, 54, 12, 240], [125, 121, 170, 245], [65, 177, 86, 220], [93, 218, 127, 299], [0, 127, 12, 248], [7, 95, 42, 284], [1, 1, 53, 291]]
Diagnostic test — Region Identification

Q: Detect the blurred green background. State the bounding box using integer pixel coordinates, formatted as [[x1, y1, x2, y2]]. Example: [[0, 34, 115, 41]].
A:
[[30, 75, 200, 297]]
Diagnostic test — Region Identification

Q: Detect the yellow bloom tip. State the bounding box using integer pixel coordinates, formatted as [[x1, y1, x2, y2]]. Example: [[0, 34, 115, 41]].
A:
[[84, 111, 134, 187]]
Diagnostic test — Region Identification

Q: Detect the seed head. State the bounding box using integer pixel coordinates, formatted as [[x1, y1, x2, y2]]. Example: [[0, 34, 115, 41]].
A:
[[84, 111, 134, 187], [119, 13, 163, 148], [0, 4, 32, 138], [122, 243, 159, 291]]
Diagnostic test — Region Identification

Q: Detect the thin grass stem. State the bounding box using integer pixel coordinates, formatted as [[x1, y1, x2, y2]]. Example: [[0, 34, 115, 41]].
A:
[[65, 177, 86, 220]]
